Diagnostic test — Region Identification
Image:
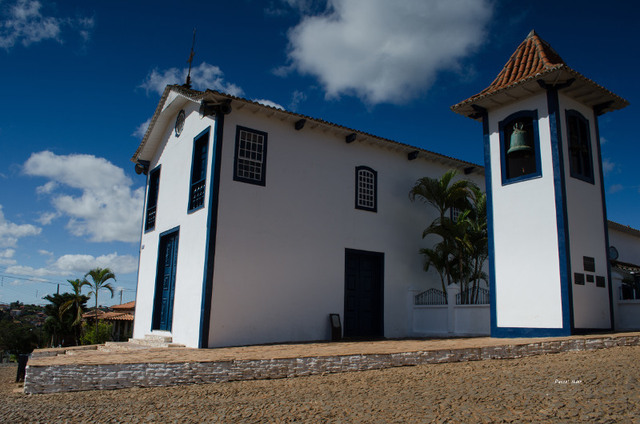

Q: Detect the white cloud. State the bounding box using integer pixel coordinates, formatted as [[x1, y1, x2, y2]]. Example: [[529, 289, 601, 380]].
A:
[[0, 204, 41, 248], [36, 180, 58, 195], [36, 211, 58, 225], [132, 117, 152, 139], [288, 90, 307, 111], [140, 62, 244, 97], [284, 0, 493, 104], [0, 248, 16, 265], [6, 252, 138, 277], [0, 0, 94, 49], [38, 249, 53, 256], [253, 99, 285, 110], [23, 151, 144, 243]]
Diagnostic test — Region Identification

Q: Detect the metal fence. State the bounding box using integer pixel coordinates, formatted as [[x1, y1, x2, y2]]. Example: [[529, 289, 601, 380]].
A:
[[456, 287, 490, 305], [414, 288, 447, 305]]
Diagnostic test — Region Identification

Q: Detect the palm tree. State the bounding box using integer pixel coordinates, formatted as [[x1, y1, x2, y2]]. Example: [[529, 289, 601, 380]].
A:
[[59, 279, 90, 345], [409, 169, 473, 223], [84, 267, 116, 338], [420, 244, 451, 301]]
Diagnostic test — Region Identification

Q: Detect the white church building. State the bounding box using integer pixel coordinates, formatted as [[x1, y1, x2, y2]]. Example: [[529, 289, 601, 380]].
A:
[[131, 31, 639, 348]]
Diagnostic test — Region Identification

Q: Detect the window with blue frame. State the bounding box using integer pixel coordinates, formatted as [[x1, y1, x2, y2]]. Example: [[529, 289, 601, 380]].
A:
[[145, 167, 160, 232], [566, 110, 594, 183], [234, 126, 268, 186], [355, 166, 377, 212], [188, 128, 210, 212], [499, 110, 541, 185]]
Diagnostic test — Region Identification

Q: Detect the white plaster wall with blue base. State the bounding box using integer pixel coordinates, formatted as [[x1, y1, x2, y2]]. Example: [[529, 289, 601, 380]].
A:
[[487, 93, 566, 332], [207, 106, 484, 348], [133, 93, 216, 348], [558, 93, 611, 330]]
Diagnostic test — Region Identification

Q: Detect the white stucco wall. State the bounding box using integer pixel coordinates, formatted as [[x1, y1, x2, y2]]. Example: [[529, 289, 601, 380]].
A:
[[133, 98, 216, 347], [489, 94, 565, 329], [207, 107, 484, 347], [559, 93, 610, 329]]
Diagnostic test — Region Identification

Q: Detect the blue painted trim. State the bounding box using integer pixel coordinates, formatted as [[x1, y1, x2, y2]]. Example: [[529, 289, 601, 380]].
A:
[[150, 226, 180, 332], [144, 165, 161, 233], [565, 110, 595, 184], [354, 166, 378, 212], [199, 114, 225, 348], [545, 87, 574, 333], [498, 110, 542, 186], [233, 125, 268, 186], [592, 107, 615, 330], [187, 126, 211, 213], [492, 326, 571, 338]]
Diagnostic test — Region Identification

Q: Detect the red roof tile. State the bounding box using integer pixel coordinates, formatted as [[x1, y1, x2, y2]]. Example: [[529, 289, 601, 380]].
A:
[[111, 301, 135, 310], [451, 31, 629, 118], [480, 30, 565, 96]]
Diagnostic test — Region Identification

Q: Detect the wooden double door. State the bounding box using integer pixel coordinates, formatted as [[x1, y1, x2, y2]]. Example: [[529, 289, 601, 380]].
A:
[[344, 249, 384, 339]]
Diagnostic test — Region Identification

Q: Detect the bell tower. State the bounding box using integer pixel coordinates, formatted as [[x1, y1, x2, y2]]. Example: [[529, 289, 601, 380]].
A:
[[452, 31, 629, 337]]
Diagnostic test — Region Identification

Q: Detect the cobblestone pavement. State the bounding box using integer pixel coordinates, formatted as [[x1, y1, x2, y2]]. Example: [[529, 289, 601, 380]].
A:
[[4, 345, 640, 423]]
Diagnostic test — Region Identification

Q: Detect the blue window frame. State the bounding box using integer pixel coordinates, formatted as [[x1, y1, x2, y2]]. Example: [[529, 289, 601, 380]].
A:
[[188, 128, 210, 212], [145, 166, 160, 232], [565, 110, 594, 184], [499, 110, 542, 185], [233, 126, 267, 186], [355, 166, 377, 212]]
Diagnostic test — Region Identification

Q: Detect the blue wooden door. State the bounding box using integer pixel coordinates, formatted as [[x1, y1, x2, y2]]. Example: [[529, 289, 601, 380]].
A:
[[152, 230, 179, 331]]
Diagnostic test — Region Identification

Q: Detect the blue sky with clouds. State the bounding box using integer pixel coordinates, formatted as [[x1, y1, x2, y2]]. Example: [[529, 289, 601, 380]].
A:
[[1, 0, 638, 305]]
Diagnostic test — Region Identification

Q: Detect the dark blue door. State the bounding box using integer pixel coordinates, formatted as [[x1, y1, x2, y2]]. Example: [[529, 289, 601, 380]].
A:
[[152, 229, 179, 331], [344, 249, 384, 338]]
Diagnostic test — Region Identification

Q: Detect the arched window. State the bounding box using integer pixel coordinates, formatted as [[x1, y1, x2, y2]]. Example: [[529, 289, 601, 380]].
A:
[[355, 166, 377, 212]]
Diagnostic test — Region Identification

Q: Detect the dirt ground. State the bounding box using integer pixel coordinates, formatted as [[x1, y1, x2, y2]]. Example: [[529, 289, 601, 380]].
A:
[[2, 346, 640, 423]]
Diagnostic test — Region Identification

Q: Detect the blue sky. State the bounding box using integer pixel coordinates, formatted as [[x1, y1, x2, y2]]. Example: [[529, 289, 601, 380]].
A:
[[1, 0, 638, 306]]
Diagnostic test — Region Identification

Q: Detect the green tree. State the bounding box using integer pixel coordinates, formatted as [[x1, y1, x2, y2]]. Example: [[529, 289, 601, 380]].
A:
[[80, 321, 113, 345], [84, 267, 116, 337], [59, 279, 90, 345], [411, 170, 488, 303], [43, 292, 86, 347]]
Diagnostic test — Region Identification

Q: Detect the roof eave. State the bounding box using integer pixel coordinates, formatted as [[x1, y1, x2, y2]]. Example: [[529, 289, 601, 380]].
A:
[[452, 67, 629, 120]]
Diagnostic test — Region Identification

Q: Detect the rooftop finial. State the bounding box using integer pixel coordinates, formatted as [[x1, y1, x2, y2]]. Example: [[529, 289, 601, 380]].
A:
[[184, 28, 196, 89], [527, 29, 537, 39]]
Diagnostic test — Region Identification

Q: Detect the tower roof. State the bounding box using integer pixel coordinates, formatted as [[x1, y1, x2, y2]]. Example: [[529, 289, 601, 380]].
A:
[[451, 30, 629, 119]]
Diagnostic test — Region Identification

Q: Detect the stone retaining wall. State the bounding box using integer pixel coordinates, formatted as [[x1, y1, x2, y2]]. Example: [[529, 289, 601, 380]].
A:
[[24, 335, 640, 394]]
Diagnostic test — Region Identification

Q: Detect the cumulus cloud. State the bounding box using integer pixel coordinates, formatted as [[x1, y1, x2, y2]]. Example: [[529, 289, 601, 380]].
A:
[[0, 248, 16, 265], [36, 211, 58, 225], [253, 99, 285, 110], [140, 62, 244, 97], [6, 252, 138, 277], [0, 204, 41, 248], [132, 117, 152, 139], [284, 0, 493, 104], [0, 0, 94, 49], [23, 151, 144, 243]]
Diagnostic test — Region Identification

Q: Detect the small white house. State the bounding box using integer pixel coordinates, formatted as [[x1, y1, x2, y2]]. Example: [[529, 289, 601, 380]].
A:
[[131, 85, 484, 348]]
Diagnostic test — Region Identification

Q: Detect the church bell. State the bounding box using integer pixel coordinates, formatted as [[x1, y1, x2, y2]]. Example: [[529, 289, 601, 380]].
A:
[[507, 122, 531, 154]]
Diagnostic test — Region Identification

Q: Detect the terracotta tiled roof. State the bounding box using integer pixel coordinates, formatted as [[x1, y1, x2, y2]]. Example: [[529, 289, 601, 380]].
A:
[[451, 30, 629, 119], [611, 260, 640, 274], [100, 312, 135, 321], [111, 301, 135, 310], [479, 30, 565, 96]]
